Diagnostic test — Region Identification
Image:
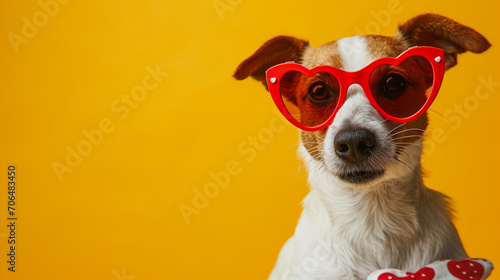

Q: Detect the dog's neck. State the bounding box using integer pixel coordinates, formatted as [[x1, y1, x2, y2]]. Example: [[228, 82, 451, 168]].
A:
[[299, 152, 427, 276], [301, 146, 425, 244]]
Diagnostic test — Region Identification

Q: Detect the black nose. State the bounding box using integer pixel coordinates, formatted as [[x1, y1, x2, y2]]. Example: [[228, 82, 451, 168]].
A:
[[334, 129, 376, 163]]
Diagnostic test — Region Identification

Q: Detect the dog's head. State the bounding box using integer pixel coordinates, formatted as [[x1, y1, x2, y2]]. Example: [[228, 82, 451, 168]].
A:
[[234, 14, 490, 188]]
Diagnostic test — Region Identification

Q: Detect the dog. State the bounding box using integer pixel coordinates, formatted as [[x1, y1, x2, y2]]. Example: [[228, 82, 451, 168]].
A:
[[234, 14, 490, 280]]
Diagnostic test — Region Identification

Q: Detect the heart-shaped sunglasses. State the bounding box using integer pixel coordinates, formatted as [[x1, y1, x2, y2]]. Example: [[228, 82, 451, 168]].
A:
[[265, 46, 445, 131]]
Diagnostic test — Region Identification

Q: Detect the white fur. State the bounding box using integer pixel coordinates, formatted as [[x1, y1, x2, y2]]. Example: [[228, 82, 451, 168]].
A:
[[337, 36, 372, 72], [268, 36, 467, 280]]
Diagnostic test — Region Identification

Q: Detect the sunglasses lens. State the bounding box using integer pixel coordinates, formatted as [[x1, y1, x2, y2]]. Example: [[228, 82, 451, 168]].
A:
[[369, 55, 434, 119], [279, 71, 340, 128]]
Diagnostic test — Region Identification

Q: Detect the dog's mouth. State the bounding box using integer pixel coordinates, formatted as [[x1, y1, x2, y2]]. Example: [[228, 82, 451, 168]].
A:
[[338, 169, 385, 184]]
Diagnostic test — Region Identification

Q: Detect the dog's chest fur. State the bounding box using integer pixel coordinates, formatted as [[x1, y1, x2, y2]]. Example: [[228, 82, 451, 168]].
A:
[[288, 149, 466, 280], [290, 155, 456, 279]]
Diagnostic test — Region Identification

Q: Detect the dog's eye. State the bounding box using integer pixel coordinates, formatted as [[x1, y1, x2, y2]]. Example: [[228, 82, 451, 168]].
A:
[[382, 73, 407, 98], [308, 82, 330, 103]]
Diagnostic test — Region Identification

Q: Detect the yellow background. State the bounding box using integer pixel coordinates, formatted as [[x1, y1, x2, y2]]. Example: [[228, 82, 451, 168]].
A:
[[1, 0, 499, 279]]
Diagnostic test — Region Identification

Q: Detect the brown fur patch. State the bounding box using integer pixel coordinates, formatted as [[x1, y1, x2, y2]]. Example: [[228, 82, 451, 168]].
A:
[[299, 42, 344, 159], [301, 41, 344, 69], [233, 36, 309, 83], [365, 34, 409, 60], [399, 13, 491, 70]]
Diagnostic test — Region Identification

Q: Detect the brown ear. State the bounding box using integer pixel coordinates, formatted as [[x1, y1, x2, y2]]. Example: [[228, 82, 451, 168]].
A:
[[398, 13, 491, 70], [233, 36, 309, 87]]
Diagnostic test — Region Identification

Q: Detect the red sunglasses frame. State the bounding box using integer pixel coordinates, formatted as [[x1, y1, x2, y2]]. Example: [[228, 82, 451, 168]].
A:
[[265, 46, 445, 132]]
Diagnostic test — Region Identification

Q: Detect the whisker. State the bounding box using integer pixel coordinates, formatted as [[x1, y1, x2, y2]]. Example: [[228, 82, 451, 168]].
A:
[[386, 123, 407, 137], [289, 142, 322, 150], [394, 156, 424, 185], [296, 159, 310, 182], [389, 128, 426, 137], [394, 142, 423, 147], [296, 154, 323, 183], [296, 142, 323, 146], [378, 118, 391, 125], [428, 109, 458, 130], [392, 135, 424, 141]]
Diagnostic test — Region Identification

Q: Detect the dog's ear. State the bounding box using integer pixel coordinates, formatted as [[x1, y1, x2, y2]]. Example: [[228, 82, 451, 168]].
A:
[[233, 36, 309, 88], [398, 13, 491, 70]]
